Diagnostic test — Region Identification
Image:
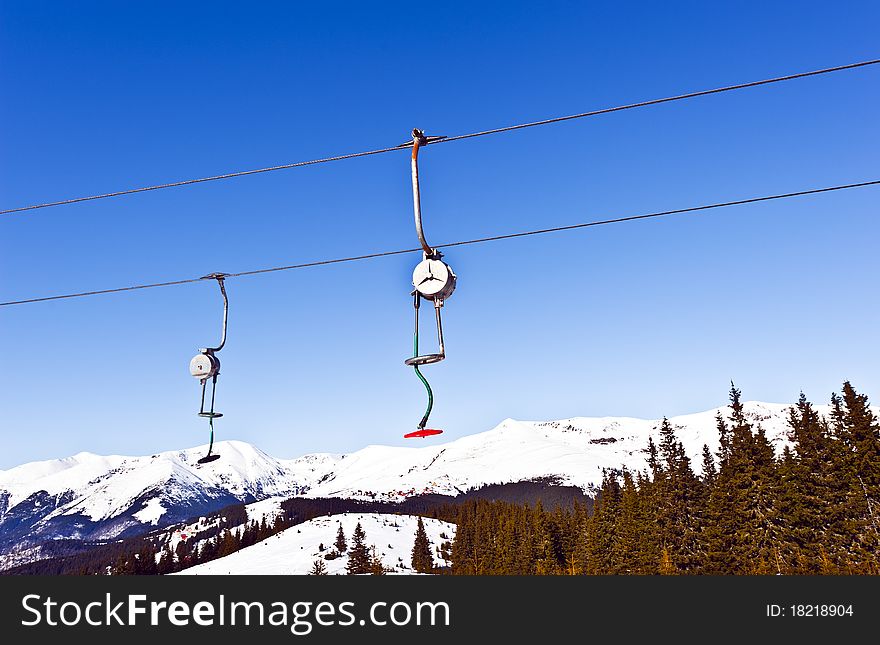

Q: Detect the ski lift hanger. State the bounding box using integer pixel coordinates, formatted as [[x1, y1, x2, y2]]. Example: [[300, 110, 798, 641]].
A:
[[188, 272, 229, 464], [403, 129, 456, 440]]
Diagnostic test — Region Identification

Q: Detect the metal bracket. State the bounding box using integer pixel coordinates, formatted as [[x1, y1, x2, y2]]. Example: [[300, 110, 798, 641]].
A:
[[405, 290, 446, 366]]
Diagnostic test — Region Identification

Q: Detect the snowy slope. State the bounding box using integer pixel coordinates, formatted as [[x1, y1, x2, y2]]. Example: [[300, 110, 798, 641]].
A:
[[299, 401, 855, 500], [153, 496, 288, 561], [177, 513, 455, 575]]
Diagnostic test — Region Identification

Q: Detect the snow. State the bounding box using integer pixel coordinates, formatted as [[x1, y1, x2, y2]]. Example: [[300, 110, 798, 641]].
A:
[[0, 440, 309, 523], [176, 513, 455, 575], [244, 497, 285, 523], [0, 452, 127, 510], [297, 401, 852, 499], [133, 498, 166, 525], [150, 496, 290, 565]]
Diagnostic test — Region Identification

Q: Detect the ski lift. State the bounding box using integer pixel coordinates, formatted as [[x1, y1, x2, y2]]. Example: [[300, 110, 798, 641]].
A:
[[404, 129, 456, 439], [189, 273, 229, 464]]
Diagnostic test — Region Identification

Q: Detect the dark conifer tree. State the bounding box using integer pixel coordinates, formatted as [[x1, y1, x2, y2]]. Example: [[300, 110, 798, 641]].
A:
[[450, 502, 477, 574], [218, 529, 237, 558], [157, 544, 175, 575], [369, 546, 386, 575], [635, 469, 662, 570], [550, 504, 581, 575], [512, 504, 534, 574], [612, 470, 651, 574], [646, 436, 660, 478], [716, 411, 731, 467], [346, 522, 371, 575], [704, 384, 748, 573], [584, 470, 621, 574], [777, 393, 845, 572], [411, 516, 435, 573], [705, 383, 780, 573], [335, 523, 347, 553], [112, 554, 133, 575], [658, 418, 678, 471], [833, 382, 880, 571], [533, 501, 564, 575], [650, 419, 704, 573], [701, 444, 717, 487]]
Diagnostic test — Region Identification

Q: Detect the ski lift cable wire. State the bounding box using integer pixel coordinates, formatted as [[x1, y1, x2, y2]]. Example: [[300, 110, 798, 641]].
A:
[[0, 58, 877, 217], [1, 178, 877, 308]]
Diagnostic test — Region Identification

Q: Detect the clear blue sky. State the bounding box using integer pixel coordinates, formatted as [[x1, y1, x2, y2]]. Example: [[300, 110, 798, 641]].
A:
[[1, 1, 878, 469]]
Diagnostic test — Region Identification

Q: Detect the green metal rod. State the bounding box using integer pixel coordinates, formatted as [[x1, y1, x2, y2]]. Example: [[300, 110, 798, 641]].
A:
[[413, 329, 434, 429], [206, 417, 215, 457]]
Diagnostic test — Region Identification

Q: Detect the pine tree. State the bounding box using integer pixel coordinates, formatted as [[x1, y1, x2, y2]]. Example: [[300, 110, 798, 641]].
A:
[[635, 469, 662, 570], [134, 544, 158, 575], [411, 516, 435, 573], [833, 382, 880, 571], [646, 436, 661, 478], [658, 417, 678, 471], [776, 393, 844, 572], [450, 502, 477, 574], [335, 523, 347, 554], [651, 419, 704, 573], [534, 501, 565, 575], [157, 544, 175, 575], [612, 470, 651, 574], [112, 554, 133, 575], [716, 410, 731, 467], [705, 384, 751, 573], [554, 504, 582, 575], [218, 529, 237, 558], [705, 383, 780, 573], [701, 444, 717, 487], [584, 470, 621, 574], [309, 559, 328, 575], [369, 546, 386, 575], [511, 504, 533, 575], [346, 522, 371, 575]]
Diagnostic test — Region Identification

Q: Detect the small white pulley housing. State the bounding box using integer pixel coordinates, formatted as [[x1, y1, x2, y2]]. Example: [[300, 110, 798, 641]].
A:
[[412, 257, 456, 301], [190, 352, 219, 381]]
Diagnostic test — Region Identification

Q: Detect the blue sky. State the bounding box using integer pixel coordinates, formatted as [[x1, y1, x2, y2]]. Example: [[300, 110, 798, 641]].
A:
[[1, 1, 878, 469]]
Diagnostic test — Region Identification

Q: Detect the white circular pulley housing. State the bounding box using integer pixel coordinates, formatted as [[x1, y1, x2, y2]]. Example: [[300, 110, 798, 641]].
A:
[[412, 258, 456, 300], [190, 353, 219, 379]]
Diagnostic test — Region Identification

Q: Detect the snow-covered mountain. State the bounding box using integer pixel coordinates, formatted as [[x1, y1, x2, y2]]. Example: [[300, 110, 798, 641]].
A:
[[177, 513, 455, 575], [1, 400, 863, 570], [0, 441, 307, 566], [297, 401, 855, 501]]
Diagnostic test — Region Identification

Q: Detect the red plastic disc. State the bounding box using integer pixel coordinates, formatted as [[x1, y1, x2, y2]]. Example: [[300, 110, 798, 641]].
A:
[[404, 428, 444, 439]]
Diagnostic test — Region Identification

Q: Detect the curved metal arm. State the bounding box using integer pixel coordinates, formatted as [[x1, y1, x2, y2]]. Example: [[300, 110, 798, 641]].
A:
[[202, 273, 228, 353], [411, 129, 432, 255], [410, 128, 447, 257]]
